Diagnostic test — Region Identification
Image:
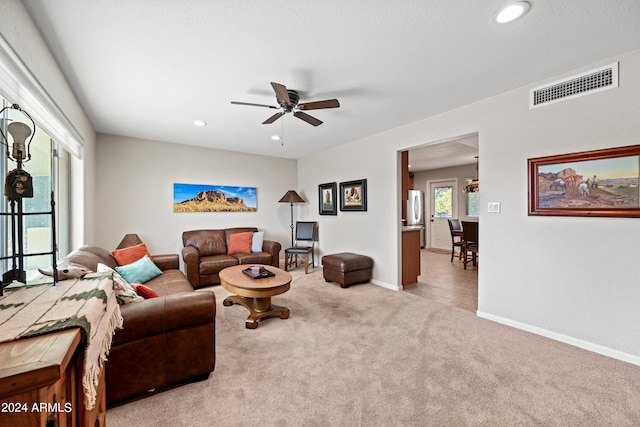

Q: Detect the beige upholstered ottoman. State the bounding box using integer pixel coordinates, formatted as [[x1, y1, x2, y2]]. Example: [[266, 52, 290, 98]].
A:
[[322, 252, 373, 288]]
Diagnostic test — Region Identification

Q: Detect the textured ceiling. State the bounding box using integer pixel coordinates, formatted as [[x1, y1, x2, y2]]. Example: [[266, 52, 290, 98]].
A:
[[23, 0, 640, 167]]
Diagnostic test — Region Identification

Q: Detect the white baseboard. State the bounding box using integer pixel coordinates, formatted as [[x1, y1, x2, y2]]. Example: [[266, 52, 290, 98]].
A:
[[371, 279, 401, 291], [477, 311, 640, 366]]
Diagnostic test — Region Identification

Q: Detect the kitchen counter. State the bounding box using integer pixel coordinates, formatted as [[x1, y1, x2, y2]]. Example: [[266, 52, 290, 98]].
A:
[[402, 225, 425, 232]]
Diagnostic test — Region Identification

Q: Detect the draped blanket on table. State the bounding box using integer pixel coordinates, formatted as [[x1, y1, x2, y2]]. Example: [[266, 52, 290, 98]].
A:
[[0, 273, 123, 410]]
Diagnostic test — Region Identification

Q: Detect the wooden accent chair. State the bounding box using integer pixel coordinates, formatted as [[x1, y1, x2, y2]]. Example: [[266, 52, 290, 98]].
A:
[[447, 219, 464, 262], [461, 221, 479, 270]]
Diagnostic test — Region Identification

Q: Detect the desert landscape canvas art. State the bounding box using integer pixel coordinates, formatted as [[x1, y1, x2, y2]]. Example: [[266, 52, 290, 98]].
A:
[[173, 183, 257, 212]]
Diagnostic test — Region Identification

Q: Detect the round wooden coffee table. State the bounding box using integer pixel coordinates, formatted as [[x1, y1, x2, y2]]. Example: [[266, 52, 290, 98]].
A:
[[219, 265, 292, 329]]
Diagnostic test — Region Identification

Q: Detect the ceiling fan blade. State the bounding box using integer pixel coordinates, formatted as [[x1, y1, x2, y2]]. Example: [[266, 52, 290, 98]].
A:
[[262, 112, 285, 124], [294, 111, 323, 126], [231, 101, 279, 109], [297, 99, 340, 110], [271, 82, 291, 105]]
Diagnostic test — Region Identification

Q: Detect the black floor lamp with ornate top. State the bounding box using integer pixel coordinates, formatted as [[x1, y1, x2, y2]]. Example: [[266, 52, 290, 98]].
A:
[[0, 104, 58, 294]]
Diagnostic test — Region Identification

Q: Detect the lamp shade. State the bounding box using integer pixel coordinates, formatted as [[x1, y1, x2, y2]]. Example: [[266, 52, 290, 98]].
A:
[[278, 190, 305, 203], [117, 233, 144, 249]]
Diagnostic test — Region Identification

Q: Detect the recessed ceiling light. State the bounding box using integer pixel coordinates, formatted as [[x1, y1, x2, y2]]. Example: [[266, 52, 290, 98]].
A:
[[271, 135, 281, 141], [496, 1, 530, 23], [193, 120, 207, 127]]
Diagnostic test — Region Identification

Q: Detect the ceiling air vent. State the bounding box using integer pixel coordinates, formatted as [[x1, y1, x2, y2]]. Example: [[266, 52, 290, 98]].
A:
[[529, 62, 618, 109]]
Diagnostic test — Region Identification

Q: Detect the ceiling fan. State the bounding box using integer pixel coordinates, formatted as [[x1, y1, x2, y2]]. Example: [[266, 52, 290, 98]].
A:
[[231, 82, 340, 127]]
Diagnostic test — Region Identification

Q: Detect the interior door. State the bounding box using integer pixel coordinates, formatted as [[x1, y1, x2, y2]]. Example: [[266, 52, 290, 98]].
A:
[[428, 180, 457, 250]]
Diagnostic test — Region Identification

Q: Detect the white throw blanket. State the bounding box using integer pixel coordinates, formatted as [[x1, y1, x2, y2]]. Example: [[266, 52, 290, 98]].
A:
[[0, 272, 123, 409]]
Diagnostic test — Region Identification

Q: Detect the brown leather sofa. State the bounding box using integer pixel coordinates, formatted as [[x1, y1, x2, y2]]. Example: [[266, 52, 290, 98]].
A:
[[65, 245, 216, 405], [182, 227, 281, 288]]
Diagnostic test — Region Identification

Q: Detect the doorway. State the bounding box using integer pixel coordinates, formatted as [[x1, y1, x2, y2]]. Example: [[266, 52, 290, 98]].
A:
[[427, 179, 458, 251], [401, 132, 479, 312]]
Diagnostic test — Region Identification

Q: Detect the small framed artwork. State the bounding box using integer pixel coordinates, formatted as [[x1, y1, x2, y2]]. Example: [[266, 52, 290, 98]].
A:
[[340, 179, 367, 212], [528, 144, 640, 217], [319, 182, 337, 215]]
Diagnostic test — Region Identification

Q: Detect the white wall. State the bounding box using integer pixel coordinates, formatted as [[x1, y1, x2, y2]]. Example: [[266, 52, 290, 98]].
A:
[[297, 141, 401, 289], [298, 49, 640, 362], [95, 134, 297, 259], [0, 0, 97, 248]]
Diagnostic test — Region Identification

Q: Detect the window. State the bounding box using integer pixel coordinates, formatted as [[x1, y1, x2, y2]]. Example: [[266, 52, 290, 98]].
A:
[[465, 178, 480, 217], [434, 185, 453, 218], [1, 98, 70, 279]]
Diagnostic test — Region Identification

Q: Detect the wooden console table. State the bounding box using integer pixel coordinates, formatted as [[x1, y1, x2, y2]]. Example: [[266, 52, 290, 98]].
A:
[[0, 274, 120, 427], [0, 328, 106, 427]]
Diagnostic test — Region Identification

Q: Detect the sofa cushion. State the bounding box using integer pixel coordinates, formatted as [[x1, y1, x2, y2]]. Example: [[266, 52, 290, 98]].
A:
[[251, 231, 264, 253], [225, 227, 258, 248], [116, 255, 163, 284], [228, 232, 252, 255], [182, 229, 227, 256], [199, 254, 238, 275], [145, 269, 194, 296], [112, 243, 154, 266], [233, 252, 273, 265], [131, 284, 160, 299]]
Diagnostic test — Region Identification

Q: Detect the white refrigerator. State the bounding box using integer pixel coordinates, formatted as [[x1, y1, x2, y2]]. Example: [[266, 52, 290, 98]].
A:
[[407, 190, 425, 248]]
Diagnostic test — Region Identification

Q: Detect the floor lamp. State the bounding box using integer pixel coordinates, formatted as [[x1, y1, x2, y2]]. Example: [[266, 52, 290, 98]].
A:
[[278, 190, 305, 247]]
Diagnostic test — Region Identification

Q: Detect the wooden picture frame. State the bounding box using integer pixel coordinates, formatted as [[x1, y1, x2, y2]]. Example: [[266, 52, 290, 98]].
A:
[[339, 179, 367, 212], [528, 145, 640, 217], [318, 182, 337, 215]]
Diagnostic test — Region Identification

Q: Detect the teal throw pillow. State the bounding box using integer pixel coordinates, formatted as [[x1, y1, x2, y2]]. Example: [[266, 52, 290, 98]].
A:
[[115, 255, 162, 284], [251, 231, 264, 253]]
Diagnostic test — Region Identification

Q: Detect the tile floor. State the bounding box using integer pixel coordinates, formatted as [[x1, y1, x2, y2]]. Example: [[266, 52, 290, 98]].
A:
[[403, 248, 478, 313]]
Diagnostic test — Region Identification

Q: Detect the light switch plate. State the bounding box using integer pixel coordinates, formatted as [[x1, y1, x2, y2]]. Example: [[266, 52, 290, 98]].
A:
[[488, 202, 501, 213]]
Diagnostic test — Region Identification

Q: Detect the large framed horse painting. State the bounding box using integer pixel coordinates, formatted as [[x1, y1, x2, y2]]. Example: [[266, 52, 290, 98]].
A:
[[528, 145, 640, 217]]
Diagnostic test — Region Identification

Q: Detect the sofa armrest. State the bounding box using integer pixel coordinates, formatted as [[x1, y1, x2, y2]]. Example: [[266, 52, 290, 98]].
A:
[[165, 290, 216, 329], [153, 254, 180, 271], [182, 245, 200, 288], [114, 292, 216, 345], [263, 240, 281, 268]]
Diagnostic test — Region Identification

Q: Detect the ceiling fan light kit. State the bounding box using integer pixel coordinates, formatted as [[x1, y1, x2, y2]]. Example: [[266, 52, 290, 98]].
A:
[[232, 82, 340, 127]]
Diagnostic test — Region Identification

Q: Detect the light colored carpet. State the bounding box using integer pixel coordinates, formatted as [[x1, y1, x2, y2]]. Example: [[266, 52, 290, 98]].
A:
[[106, 268, 640, 426]]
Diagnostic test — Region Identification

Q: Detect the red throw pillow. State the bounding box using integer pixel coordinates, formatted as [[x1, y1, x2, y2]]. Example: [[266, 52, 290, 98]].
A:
[[112, 243, 155, 266], [228, 232, 253, 255], [131, 283, 160, 299]]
